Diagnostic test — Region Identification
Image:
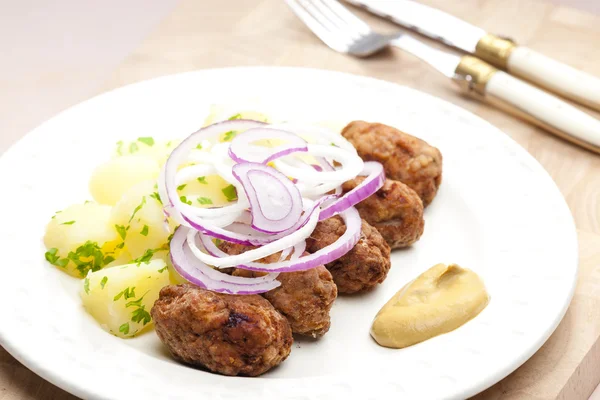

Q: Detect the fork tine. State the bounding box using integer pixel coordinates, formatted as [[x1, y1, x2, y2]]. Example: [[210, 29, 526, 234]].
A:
[[304, 0, 364, 40], [285, 0, 352, 52], [315, 0, 372, 35]]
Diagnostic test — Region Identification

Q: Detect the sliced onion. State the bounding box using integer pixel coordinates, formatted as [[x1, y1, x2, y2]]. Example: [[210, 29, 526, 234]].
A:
[[274, 144, 363, 183], [229, 127, 308, 164], [188, 205, 320, 268], [232, 163, 303, 234], [159, 119, 265, 224], [196, 207, 361, 272], [268, 123, 356, 152], [169, 226, 280, 294], [319, 161, 385, 220]]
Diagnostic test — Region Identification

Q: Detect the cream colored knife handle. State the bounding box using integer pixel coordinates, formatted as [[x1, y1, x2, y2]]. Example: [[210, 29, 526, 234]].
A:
[[507, 47, 600, 111], [454, 56, 600, 154], [474, 34, 600, 112]]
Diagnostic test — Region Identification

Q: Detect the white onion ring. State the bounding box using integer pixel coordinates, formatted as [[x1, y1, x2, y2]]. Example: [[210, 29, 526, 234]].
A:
[[232, 163, 303, 234], [194, 207, 362, 272], [229, 127, 308, 164], [170, 226, 280, 294], [319, 161, 385, 220]]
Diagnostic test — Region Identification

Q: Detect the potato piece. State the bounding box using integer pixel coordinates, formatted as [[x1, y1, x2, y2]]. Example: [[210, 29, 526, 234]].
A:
[[81, 259, 170, 338], [203, 105, 270, 127], [113, 138, 180, 167], [89, 155, 160, 206], [178, 175, 235, 208], [110, 180, 171, 260], [44, 203, 120, 278]]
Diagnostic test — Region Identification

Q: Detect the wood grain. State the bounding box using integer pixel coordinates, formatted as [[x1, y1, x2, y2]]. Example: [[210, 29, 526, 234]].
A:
[[2, 0, 600, 398]]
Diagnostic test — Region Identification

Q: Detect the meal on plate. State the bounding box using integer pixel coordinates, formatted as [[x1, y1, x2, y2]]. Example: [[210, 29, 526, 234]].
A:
[[43, 105, 486, 377]]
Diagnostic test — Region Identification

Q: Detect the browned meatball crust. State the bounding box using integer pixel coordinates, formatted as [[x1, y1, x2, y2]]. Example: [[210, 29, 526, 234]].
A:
[[151, 284, 292, 377], [219, 242, 337, 338], [306, 216, 391, 294], [342, 120, 442, 207], [343, 177, 424, 249]]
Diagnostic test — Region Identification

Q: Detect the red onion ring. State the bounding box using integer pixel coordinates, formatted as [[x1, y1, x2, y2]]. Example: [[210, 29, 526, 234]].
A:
[[228, 127, 308, 164], [196, 207, 361, 272], [159, 119, 266, 221], [319, 161, 385, 220], [169, 226, 280, 294], [232, 163, 303, 234]]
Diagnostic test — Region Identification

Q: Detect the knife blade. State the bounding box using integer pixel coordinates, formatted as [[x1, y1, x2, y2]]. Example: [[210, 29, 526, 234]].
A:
[[346, 0, 600, 112]]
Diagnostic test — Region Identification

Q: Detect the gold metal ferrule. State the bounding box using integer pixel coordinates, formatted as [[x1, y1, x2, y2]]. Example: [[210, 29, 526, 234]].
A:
[[453, 56, 498, 95], [474, 33, 517, 69]]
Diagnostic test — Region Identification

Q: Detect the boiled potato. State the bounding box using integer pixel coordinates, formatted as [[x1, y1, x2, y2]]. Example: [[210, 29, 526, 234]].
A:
[[110, 180, 172, 260], [178, 175, 235, 208], [44, 203, 121, 278], [81, 259, 170, 338], [204, 105, 270, 127], [113, 138, 180, 167], [89, 155, 160, 206]]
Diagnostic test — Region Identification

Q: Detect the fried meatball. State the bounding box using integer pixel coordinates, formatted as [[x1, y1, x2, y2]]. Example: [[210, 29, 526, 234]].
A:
[[306, 217, 391, 294], [342, 177, 424, 249], [219, 242, 337, 338], [341, 120, 442, 207], [151, 284, 292, 377]]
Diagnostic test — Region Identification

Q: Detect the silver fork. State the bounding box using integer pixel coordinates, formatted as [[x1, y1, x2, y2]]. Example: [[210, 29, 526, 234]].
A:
[[285, 0, 400, 57], [285, 0, 459, 76]]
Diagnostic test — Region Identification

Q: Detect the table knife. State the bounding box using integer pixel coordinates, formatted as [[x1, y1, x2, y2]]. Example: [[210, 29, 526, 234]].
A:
[[346, 0, 600, 112], [389, 34, 600, 154]]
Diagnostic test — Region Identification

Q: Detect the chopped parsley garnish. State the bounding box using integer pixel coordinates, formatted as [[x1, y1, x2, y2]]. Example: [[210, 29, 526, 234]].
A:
[[116, 140, 124, 156], [137, 137, 155, 146], [195, 144, 203, 150], [197, 176, 207, 184], [51, 210, 62, 219], [61, 220, 76, 225], [222, 185, 238, 201], [104, 255, 115, 265], [100, 276, 108, 289], [197, 197, 213, 205], [114, 287, 136, 301], [63, 241, 112, 277], [133, 249, 156, 265], [84, 200, 92, 204], [223, 130, 238, 142], [228, 113, 242, 120], [119, 322, 130, 335], [83, 277, 90, 294], [180, 196, 192, 205], [116, 242, 125, 250], [115, 224, 128, 240], [177, 184, 187, 191], [45, 248, 59, 264], [158, 266, 168, 273], [126, 292, 152, 326], [131, 306, 151, 325], [45, 248, 69, 268], [214, 238, 223, 246], [140, 225, 149, 236], [129, 196, 146, 223], [149, 192, 162, 205], [129, 142, 139, 154]]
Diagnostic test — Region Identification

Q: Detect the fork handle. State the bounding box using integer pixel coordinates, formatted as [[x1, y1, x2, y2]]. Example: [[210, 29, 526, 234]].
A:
[[453, 56, 600, 154]]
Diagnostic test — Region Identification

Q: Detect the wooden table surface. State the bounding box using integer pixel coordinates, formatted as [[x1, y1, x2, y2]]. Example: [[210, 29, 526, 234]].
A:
[[2, 0, 600, 399]]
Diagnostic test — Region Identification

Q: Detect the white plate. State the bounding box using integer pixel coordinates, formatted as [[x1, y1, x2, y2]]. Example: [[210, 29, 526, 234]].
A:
[[0, 67, 577, 400]]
